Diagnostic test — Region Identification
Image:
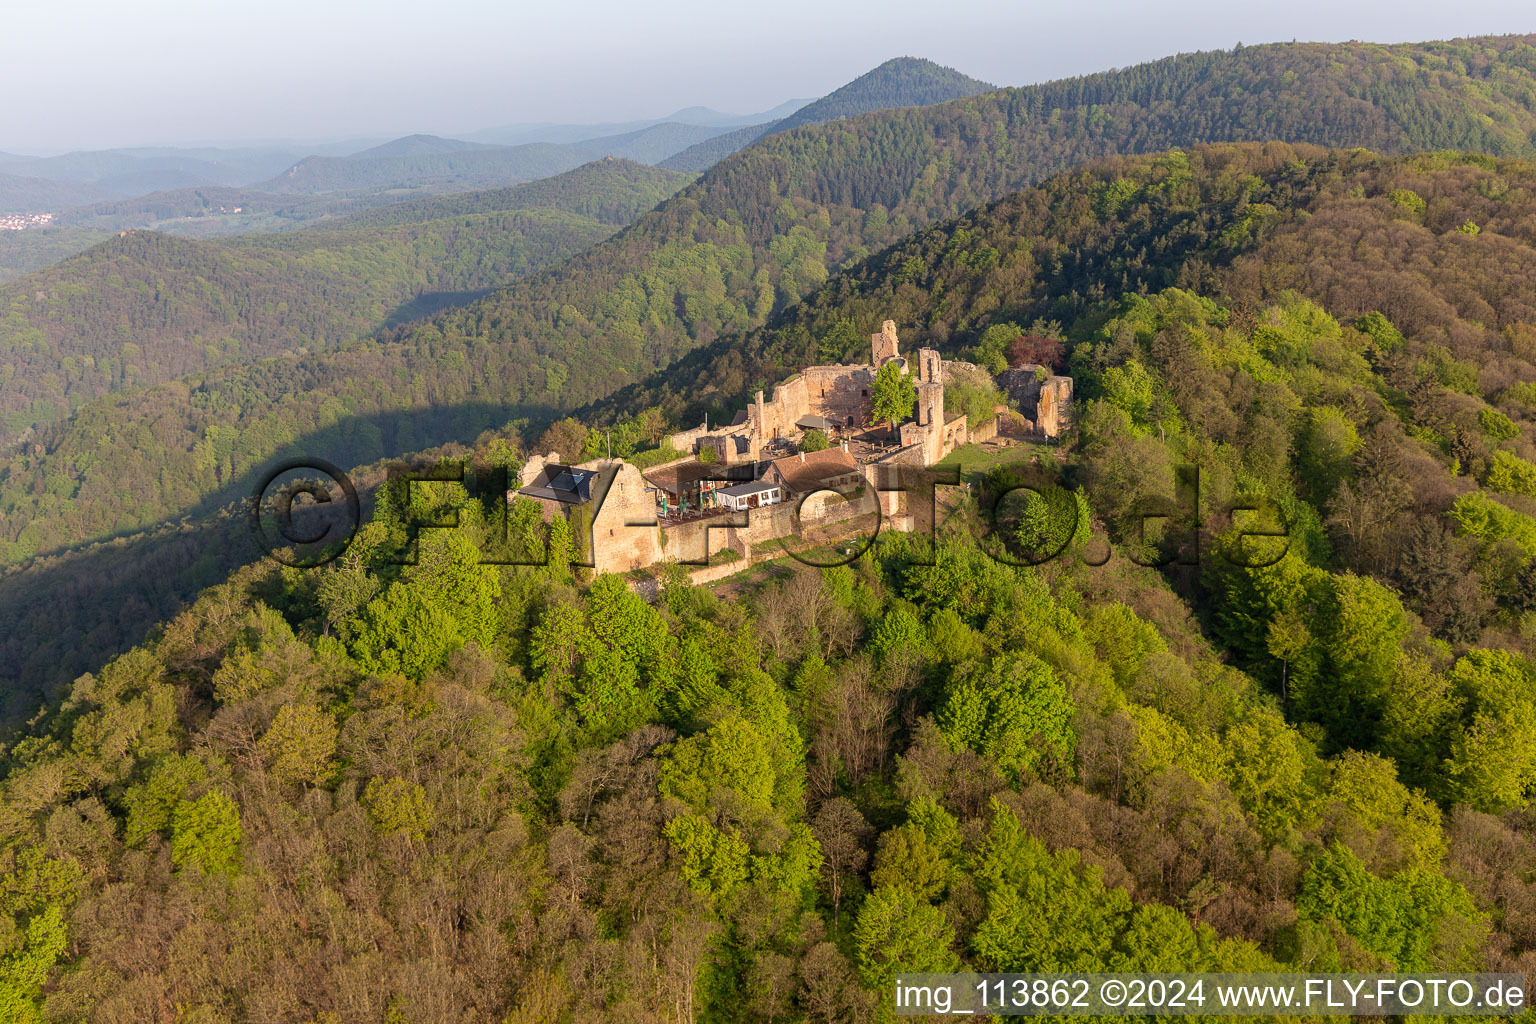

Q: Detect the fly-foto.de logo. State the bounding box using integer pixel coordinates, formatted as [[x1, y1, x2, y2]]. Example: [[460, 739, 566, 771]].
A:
[[249, 458, 1291, 572]]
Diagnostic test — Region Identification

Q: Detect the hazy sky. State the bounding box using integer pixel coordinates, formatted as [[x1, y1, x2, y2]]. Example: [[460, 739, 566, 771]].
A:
[[4, 0, 1533, 153]]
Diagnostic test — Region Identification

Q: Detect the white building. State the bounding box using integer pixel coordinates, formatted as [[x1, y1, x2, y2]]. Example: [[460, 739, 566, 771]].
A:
[[715, 480, 783, 512]]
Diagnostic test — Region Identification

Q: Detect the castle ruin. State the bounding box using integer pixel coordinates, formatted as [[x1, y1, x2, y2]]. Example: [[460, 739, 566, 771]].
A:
[[514, 320, 1069, 576]]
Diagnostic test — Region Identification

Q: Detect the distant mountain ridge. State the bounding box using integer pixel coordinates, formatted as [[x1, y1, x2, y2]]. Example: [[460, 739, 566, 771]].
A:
[[0, 146, 319, 199], [188, 84, 865, 200], [256, 123, 735, 195], [0, 172, 109, 214], [661, 56, 995, 170], [467, 97, 813, 145], [0, 159, 689, 446], [255, 142, 587, 194], [346, 134, 497, 159]]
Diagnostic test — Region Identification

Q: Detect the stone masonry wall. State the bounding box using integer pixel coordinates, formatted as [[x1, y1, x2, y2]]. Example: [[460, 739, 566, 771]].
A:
[[996, 365, 1074, 437], [587, 460, 665, 574]]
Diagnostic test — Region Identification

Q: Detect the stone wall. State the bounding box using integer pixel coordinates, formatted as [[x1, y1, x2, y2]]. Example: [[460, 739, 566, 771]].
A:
[[585, 460, 665, 574], [996, 365, 1074, 438], [665, 422, 758, 465], [802, 364, 875, 427], [1036, 377, 1072, 435], [659, 512, 743, 565], [941, 414, 969, 454], [665, 422, 715, 452], [744, 363, 879, 442], [968, 411, 1001, 445]]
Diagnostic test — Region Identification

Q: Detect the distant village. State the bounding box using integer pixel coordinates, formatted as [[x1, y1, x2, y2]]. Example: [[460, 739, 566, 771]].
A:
[[514, 320, 1073, 578], [0, 212, 55, 231]]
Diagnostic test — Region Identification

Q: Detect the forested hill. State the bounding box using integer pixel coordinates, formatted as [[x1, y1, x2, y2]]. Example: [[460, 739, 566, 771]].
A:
[[327, 157, 695, 229], [12, 151, 1536, 1021], [779, 56, 996, 129], [0, 160, 690, 446], [601, 140, 1536, 667], [596, 141, 1536, 419], [254, 141, 589, 195], [6, 37, 1536, 709], [6, 37, 1536, 569], [391, 35, 1536, 414], [660, 56, 997, 171]]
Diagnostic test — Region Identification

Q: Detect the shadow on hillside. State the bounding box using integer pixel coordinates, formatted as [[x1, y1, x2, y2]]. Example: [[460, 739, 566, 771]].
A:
[[384, 288, 494, 327], [0, 399, 552, 728]]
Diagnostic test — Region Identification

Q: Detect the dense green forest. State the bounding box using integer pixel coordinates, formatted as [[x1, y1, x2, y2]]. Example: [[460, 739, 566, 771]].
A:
[[0, 160, 690, 445], [7, 36, 1536, 587], [595, 140, 1536, 720], [2, 371, 1535, 1019], [7, 42, 1536, 1022], [659, 56, 996, 172], [0, 139, 1530, 764], [0, 227, 113, 284]]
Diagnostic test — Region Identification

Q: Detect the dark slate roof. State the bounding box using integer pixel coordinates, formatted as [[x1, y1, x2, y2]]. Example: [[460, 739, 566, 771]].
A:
[[796, 414, 838, 431], [719, 480, 780, 498], [518, 464, 596, 504]]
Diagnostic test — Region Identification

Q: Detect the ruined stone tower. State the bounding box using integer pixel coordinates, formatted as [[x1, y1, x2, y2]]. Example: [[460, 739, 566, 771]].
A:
[[871, 319, 900, 365]]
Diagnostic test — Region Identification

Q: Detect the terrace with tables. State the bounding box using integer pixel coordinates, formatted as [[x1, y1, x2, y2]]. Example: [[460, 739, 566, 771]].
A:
[[843, 429, 906, 463]]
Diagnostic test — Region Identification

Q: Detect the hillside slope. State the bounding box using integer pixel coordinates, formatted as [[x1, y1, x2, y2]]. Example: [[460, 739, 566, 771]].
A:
[[7, 147, 1536, 1021], [7, 36, 1536, 705], [598, 141, 1536, 717], [0, 160, 690, 445], [9, 37, 1536, 565], [328, 157, 696, 229], [256, 142, 589, 195], [1, 140, 1532, 721]]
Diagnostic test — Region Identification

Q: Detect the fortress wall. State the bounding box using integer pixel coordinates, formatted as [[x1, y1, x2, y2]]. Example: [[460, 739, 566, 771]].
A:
[[996, 365, 1074, 438], [665, 422, 716, 452], [659, 515, 739, 564], [751, 374, 810, 441], [941, 413, 969, 456], [969, 411, 1001, 445], [588, 461, 665, 574], [801, 364, 875, 426]]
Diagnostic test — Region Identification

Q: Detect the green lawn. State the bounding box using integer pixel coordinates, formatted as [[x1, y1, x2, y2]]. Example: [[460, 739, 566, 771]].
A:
[[933, 439, 1054, 483]]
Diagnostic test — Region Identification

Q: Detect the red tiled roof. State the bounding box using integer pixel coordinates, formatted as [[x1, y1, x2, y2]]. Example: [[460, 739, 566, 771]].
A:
[[769, 447, 860, 493]]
